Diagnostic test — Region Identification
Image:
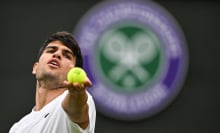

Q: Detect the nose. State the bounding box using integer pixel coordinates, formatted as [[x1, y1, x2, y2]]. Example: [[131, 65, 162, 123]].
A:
[[53, 51, 62, 60]]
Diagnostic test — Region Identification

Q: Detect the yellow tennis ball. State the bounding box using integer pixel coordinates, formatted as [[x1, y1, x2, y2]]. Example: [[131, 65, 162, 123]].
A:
[[67, 67, 87, 84]]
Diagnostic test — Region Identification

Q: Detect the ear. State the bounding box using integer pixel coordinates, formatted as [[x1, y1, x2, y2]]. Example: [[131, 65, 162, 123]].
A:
[[32, 62, 38, 74]]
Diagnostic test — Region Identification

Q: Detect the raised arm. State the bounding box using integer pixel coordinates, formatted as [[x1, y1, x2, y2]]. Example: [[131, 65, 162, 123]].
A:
[[62, 78, 92, 129]]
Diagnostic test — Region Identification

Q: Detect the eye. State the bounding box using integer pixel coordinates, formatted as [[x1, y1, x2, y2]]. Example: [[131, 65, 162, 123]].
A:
[[63, 50, 74, 60], [63, 53, 73, 60], [46, 49, 56, 53], [64, 54, 71, 59], [47, 50, 54, 53]]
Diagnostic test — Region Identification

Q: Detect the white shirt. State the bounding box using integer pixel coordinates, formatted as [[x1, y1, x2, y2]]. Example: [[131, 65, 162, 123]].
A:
[[9, 91, 96, 133]]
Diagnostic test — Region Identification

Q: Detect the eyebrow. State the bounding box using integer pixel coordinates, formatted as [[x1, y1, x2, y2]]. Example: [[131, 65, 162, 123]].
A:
[[45, 45, 74, 56]]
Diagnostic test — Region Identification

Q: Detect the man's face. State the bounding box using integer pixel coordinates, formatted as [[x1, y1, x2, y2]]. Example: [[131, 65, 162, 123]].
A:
[[32, 40, 76, 88]]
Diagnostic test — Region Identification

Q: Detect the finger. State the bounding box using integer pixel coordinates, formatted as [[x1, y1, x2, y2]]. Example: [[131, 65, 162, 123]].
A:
[[83, 77, 92, 88], [63, 80, 84, 91], [70, 82, 86, 92], [61, 80, 69, 87]]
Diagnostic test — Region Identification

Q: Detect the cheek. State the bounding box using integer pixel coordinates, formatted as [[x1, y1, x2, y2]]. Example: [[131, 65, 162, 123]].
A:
[[62, 61, 74, 68], [63, 64, 72, 73], [62, 61, 74, 72], [39, 55, 47, 63]]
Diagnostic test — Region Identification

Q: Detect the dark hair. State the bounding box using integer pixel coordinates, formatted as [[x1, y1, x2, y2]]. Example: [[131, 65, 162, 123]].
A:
[[37, 31, 83, 67]]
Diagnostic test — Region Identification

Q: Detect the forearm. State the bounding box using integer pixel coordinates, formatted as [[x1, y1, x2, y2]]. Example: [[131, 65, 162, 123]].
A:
[[62, 90, 89, 129]]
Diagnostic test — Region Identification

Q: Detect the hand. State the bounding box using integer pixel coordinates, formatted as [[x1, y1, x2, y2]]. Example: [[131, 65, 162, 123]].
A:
[[63, 77, 92, 94]]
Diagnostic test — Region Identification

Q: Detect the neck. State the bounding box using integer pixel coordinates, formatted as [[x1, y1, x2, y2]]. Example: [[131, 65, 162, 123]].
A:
[[35, 83, 66, 111]]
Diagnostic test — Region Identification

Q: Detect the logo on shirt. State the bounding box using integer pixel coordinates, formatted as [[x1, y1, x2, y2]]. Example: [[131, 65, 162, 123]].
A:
[[74, 0, 188, 121]]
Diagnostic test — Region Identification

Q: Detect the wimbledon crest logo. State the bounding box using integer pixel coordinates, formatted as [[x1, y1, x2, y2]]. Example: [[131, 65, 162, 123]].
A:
[[74, 0, 188, 121]]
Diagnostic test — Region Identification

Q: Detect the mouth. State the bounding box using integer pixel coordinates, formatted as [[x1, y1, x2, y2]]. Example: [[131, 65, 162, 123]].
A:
[[47, 59, 60, 68]]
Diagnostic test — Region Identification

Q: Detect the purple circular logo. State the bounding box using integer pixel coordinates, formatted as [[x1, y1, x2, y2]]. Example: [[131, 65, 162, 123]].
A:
[[74, 0, 188, 121]]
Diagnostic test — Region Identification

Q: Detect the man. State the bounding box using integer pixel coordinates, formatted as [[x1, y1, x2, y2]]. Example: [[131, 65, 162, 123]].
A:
[[9, 31, 96, 133]]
